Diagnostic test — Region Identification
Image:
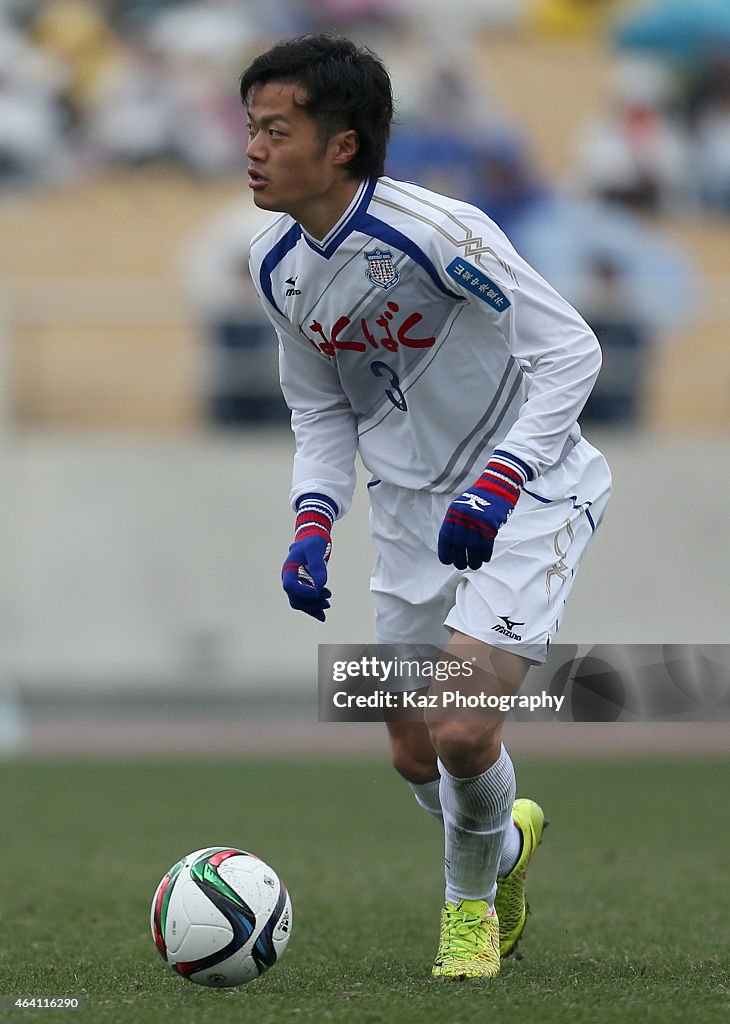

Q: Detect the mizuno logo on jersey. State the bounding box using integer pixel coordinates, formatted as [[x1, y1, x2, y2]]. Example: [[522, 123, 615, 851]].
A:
[[364, 249, 400, 291], [454, 493, 491, 511], [285, 276, 301, 297]]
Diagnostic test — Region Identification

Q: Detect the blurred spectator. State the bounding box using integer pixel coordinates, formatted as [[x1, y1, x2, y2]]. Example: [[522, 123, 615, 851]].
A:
[[86, 13, 250, 176], [85, 38, 180, 170], [579, 254, 654, 426], [146, 0, 257, 68], [107, 0, 177, 35], [694, 96, 730, 211], [387, 56, 513, 201], [116, 1, 257, 177], [182, 200, 289, 427], [468, 134, 549, 238], [0, 12, 70, 186], [387, 123, 476, 203], [531, 0, 626, 37], [0, 73, 66, 185], [473, 135, 696, 425], [297, 0, 407, 38], [416, 0, 529, 43], [575, 56, 691, 213], [685, 51, 730, 212], [29, 0, 122, 129], [165, 56, 247, 177], [685, 49, 730, 126], [514, 190, 696, 336], [520, 196, 696, 426]]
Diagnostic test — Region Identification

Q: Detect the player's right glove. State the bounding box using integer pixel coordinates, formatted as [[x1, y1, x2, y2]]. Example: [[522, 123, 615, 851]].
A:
[[281, 493, 338, 622]]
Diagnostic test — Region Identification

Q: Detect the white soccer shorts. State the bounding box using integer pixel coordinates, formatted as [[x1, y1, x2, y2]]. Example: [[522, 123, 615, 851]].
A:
[[368, 438, 611, 663]]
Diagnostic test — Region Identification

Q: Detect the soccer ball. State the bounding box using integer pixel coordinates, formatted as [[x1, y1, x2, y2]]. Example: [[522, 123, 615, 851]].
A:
[[150, 847, 292, 987]]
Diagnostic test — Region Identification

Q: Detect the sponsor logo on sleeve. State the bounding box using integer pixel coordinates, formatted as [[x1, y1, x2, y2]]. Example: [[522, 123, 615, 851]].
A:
[[446, 258, 510, 311]]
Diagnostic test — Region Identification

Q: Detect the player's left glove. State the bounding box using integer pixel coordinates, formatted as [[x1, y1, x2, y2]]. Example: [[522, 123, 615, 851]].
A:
[[437, 450, 531, 571], [281, 493, 338, 622]]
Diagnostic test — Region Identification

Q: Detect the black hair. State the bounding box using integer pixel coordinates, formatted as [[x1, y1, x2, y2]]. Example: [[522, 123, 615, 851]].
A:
[[240, 33, 393, 179]]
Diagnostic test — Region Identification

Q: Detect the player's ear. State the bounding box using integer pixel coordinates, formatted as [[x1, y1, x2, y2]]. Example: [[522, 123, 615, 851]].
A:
[[332, 129, 359, 168]]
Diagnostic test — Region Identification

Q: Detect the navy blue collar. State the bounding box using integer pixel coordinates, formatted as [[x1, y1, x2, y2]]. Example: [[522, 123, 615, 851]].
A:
[[301, 178, 376, 259]]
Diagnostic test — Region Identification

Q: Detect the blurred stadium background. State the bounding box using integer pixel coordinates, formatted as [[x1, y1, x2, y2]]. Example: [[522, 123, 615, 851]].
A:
[[0, 0, 729, 756]]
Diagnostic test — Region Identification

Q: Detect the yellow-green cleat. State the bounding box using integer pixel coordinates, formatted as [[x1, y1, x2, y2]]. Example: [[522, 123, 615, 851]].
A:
[[495, 798, 547, 958], [432, 899, 500, 979]]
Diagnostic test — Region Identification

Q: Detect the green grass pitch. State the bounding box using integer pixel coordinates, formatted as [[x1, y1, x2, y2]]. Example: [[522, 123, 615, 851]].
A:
[[0, 755, 728, 1024]]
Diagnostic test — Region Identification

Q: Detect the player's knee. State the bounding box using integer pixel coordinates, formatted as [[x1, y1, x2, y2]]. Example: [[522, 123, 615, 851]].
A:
[[426, 720, 501, 776]]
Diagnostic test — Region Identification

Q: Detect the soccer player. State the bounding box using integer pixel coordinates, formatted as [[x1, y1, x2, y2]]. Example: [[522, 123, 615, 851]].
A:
[[242, 34, 611, 979]]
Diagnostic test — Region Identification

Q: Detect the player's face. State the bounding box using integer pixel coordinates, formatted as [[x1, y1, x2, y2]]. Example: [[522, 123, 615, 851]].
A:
[[246, 81, 359, 237]]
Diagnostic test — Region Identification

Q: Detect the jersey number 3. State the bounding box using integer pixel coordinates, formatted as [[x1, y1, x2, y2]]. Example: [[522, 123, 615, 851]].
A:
[[370, 360, 407, 412]]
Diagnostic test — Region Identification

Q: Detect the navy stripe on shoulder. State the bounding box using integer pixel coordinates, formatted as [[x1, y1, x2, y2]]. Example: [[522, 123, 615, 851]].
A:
[[259, 223, 302, 314], [354, 212, 463, 301]]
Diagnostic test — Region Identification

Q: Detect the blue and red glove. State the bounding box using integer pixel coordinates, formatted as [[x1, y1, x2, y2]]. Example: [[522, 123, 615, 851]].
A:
[[438, 450, 532, 570], [281, 493, 338, 621]]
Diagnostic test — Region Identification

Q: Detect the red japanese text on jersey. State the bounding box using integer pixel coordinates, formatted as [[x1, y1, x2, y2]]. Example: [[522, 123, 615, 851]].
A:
[[299, 303, 436, 358]]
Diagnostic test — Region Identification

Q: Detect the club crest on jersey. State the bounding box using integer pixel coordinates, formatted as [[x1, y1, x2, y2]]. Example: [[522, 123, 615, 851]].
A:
[[364, 249, 399, 291]]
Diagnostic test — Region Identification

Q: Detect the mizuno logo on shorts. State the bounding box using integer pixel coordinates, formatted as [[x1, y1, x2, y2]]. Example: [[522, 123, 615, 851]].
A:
[[492, 616, 525, 641]]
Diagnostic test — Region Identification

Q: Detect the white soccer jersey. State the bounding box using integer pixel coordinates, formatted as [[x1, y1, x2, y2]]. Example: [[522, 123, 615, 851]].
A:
[[249, 176, 601, 516]]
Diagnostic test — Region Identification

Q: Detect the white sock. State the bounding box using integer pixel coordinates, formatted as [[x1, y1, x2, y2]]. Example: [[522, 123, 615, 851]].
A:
[[438, 745, 516, 908], [408, 778, 443, 825], [498, 818, 522, 877]]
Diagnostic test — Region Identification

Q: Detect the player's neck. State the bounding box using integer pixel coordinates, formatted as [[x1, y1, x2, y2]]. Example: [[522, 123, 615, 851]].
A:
[[296, 177, 363, 241]]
